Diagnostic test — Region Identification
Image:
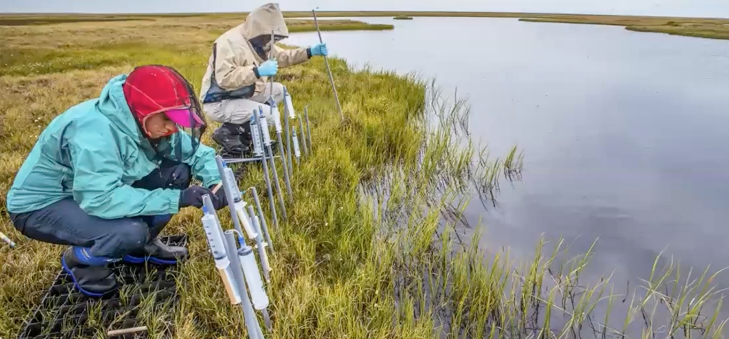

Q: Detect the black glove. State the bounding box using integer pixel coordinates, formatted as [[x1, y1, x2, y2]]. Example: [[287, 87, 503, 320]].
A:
[[179, 185, 214, 209], [209, 184, 228, 210]]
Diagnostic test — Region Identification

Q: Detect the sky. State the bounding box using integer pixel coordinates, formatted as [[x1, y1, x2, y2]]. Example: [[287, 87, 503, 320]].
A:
[[2, 0, 729, 18]]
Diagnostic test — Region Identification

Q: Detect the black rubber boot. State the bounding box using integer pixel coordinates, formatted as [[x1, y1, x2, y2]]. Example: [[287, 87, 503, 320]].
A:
[[239, 121, 254, 156], [240, 121, 252, 143], [61, 247, 118, 297], [213, 123, 250, 157], [122, 238, 188, 266]]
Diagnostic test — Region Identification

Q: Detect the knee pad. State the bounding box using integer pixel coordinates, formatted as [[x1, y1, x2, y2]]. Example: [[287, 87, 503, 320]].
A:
[[118, 220, 150, 253]]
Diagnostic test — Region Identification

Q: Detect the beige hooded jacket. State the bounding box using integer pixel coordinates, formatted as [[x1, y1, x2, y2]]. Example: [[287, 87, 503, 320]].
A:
[[199, 3, 310, 104]]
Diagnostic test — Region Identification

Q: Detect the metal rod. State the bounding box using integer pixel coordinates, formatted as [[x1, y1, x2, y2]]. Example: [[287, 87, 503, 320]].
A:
[[253, 311, 265, 339], [284, 107, 294, 176], [250, 186, 274, 251], [261, 309, 272, 331], [259, 108, 288, 222], [224, 232, 261, 339], [269, 28, 275, 94], [266, 142, 287, 222], [214, 156, 245, 238], [255, 114, 279, 231], [247, 205, 270, 282], [247, 199, 273, 253], [223, 156, 272, 164], [267, 30, 292, 201], [283, 87, 296, 174], [305, 106, 313, 152], [276, 129, 293, 199], [107, 326, 148, 336], [298, 113, 308, 157], [312, 9, 344, 121], [292, 127, 301, 166]]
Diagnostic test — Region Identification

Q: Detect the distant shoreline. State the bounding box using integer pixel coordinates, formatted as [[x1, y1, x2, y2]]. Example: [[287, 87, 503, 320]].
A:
[[291, 11, 729, 40], [2, 11, 728, 40]]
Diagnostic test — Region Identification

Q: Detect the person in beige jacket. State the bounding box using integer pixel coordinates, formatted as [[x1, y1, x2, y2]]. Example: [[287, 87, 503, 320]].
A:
[[200, 2, 328, 157]]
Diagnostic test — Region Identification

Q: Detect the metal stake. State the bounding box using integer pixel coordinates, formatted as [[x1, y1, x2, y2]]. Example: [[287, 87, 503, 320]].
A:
[[247, 206, 271, 281], [292, 127, 301, 166], [258, 108, 288, 222], [304, 106, 313, 152], [267, 29, 293, 201], [284, 107, 294, 175], [250, 187, 275, 252], [312, 9, 344, 121], [283, 87, 298, 172], [223, 232, 263, 339], [247, 197, 274, 254], [276, 127, 292, 199], [298, 112, 308, 157], [254, 114, 279, 231], [214, 156, 245, 238], [271, 103, 292, 200]]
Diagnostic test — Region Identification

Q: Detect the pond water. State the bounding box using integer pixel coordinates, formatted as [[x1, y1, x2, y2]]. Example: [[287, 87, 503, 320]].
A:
[[287, 17, 729, 302]]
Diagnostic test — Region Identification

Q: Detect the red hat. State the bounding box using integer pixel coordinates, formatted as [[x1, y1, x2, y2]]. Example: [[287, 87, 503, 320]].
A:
[[122, 65, 205, 137]]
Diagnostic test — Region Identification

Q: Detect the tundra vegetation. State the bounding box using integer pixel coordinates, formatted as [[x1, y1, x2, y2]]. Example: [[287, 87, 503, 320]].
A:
[[0, 14, 727, 339]]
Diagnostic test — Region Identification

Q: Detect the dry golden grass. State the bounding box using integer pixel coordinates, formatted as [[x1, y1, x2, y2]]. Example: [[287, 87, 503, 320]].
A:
[[5, 11, 728, 40]]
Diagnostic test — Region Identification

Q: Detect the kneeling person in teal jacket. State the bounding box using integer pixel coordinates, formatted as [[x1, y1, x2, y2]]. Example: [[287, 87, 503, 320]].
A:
[[6, 65, 229, 297]]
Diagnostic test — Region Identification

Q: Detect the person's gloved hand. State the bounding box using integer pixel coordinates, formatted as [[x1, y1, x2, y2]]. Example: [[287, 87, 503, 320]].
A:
[[309, 43, 328, 57], [256, 60, 278, 77], [179, 185, 214, 209], [209, 184, 228, 210]]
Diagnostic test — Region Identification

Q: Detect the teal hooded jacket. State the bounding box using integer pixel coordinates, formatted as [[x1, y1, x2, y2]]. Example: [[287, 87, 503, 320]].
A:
[[6, 74, 221, 219]]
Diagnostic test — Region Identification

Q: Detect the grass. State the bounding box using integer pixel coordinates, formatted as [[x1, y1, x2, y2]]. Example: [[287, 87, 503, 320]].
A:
[[0, 15, 727, 339], [5, 11, 729, 40], [295, 11, 729, 40], [0, 14, 392, 31], [516, 15, 729, 40], [286, 19, 393, 32]]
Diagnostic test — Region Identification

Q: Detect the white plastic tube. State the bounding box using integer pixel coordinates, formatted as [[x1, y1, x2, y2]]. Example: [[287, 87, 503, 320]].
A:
[[272, 107, 283, 134], [284, 90, 296, 119], [201, 215, 227, 267], [202, 214, 241, 304], [238, 246, 269, 310], [235, 201, 258, 239], [292, 128, 301, 159], [224, 167, 241, 199], [260, 115, 271, 146]]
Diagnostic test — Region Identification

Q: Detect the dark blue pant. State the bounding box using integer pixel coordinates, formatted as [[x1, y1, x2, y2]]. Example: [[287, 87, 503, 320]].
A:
[[9, 161, 191, 259]]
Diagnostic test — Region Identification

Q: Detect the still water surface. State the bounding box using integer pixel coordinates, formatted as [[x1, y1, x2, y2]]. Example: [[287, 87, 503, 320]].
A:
[[287, 17, 729, 292]]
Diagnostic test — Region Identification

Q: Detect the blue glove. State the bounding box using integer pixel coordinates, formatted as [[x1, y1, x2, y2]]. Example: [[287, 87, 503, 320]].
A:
[[257, 60, 278, 77], [310, 43, 328, 57]]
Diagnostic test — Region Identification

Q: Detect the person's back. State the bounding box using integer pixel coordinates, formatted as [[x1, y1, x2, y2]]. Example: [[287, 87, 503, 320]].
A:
[[6, 76, 158, 215], [7, 99, 99, 214]]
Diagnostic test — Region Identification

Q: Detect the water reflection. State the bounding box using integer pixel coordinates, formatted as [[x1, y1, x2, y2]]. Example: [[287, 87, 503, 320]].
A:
[[289, 15, 729, 335]]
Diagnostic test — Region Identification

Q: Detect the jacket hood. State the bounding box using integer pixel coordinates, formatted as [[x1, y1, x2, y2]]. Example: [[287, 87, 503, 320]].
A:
[[241, 3, 289, 41], [95, 74, 144, 144]]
